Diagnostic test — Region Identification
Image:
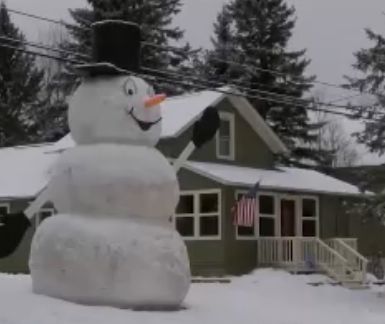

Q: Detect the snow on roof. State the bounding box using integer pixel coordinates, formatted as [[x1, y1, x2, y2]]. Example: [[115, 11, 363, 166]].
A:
[[184, 161, 364, 196], [161, 90, 224, 138], [49, 87, 288, 154], [0, 144, 60, 199]]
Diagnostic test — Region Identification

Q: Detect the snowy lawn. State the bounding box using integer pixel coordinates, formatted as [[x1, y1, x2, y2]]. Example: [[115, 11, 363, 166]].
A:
[[1, 269, 385, 324]]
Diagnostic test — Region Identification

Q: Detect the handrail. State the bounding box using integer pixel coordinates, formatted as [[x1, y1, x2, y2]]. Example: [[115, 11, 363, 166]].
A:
[[257, 237, 366, 285], [335, 238, 368, 264], [316, 238, 348, 263]]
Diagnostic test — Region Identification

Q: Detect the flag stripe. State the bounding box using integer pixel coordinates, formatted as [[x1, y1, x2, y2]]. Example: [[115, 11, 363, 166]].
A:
[[232, 182, 260, 228]]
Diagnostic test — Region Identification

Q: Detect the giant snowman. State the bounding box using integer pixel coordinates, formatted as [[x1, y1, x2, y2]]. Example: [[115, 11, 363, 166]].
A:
[[28, 21, 191, 309]]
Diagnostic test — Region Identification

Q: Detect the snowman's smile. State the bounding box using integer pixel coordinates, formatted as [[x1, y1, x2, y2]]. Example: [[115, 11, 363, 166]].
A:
[[126, 107, 161, 131]]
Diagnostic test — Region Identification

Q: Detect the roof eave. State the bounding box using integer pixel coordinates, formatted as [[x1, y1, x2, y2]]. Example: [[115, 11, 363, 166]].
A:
[[182, 164, 368, 198]]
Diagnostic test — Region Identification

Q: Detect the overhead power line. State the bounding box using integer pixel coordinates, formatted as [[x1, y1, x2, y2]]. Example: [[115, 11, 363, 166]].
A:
[[1, 35, 377, 117], [0, 41, 380, 123], [8, 6, 383, 99], [0, 41, 85, 65], [0, 35, 89, 59]]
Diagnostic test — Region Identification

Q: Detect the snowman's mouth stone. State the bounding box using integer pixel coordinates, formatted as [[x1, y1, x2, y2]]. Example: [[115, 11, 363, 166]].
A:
[[126, 107, 161, 131]]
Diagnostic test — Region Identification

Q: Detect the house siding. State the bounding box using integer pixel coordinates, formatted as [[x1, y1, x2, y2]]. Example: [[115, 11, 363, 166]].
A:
[[319, 195, 350, 239], [348, 210, 385, 258], [177, 169, 226, 276], [158, 98, 275, 169]]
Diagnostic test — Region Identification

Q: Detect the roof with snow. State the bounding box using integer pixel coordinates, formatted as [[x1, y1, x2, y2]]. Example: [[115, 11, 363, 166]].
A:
[[0, 89, 364, 199], [183, 161, 365, 196], [0, 144, 364, 199], [0, 144, 59, 199], [48, 88, 289, 154]]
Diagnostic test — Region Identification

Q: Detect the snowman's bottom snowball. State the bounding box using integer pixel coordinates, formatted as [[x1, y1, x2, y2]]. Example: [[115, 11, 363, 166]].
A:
[[29, 215, 191, 308]]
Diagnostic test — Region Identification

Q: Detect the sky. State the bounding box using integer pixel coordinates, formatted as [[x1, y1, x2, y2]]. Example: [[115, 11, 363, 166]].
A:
[[6, 0, 385, 164]]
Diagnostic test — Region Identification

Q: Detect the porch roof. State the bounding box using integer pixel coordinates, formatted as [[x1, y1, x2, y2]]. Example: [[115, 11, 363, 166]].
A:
[[183, 161, 367, 197]]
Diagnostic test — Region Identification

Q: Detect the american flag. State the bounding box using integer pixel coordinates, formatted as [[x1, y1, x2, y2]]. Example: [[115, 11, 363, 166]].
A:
[[232, 182, 260, 227]]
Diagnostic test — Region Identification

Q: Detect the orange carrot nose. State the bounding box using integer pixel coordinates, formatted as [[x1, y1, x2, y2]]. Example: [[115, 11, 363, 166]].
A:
[[144, 94, 166, 108]]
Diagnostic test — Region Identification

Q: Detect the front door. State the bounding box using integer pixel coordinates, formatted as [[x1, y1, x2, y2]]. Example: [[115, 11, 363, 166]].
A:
[[280, 199, 296, 237]]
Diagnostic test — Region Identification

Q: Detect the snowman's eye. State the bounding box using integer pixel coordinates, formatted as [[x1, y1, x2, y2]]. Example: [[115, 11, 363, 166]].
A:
[[123, 78, 137, 96]]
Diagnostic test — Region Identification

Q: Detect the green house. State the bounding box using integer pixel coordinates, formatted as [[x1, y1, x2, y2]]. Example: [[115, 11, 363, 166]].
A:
[[0, 88, 379, 285]]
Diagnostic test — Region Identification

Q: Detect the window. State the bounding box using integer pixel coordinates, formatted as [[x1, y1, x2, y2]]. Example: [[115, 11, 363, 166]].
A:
[[216, 112, 235, 160], [301, 198, 318, 237], [35, 208, 55, 227], [175, 190, 221, 240], [236, 192, 276, 239], [0, 203, 9, 224], [235, 191, 255, 238], [235, 193, 319, 239], [259, 195, 276, 237], [0, 203, 9, 216]]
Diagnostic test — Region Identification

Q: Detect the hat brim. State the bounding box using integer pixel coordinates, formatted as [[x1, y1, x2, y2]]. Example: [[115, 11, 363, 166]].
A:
[[74, 62, 131, 76]]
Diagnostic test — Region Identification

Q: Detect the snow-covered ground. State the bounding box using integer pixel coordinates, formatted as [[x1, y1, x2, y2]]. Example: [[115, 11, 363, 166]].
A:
[[2, 269, 385, 324]]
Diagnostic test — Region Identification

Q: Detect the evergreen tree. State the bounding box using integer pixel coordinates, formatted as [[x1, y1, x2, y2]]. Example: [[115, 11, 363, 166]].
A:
[[346, 28, 385, 155], [0, 2, 44, 147], [199, 0, 327, 164]]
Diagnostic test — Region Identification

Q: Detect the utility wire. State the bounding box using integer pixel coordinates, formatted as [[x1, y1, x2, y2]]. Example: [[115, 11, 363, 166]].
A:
[[8, 8, 87, 30], [142, 66, 378, 114], [1, 41, 379, 122], [8, 6, 383, 99], [0, 34, 375, 115], [0, 42, 86, 65], [1, 39, 381, 121], [0, 35, 89, 59], [6, 36, 376, 116]]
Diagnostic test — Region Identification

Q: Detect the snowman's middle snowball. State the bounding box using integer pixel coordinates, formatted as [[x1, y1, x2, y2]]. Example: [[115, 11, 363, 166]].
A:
[[48, 144, 179, 219]]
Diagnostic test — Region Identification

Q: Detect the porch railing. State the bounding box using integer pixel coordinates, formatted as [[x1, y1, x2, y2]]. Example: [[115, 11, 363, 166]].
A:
[[325, 238, 368, 283], [257, 237, 366, 284]]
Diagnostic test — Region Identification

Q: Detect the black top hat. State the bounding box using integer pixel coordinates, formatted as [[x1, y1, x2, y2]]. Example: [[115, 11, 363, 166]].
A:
[[75, 20, 141, 76]]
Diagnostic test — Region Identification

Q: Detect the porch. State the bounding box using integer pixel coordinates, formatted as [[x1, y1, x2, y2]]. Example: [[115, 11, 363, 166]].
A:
[[257, 237, 368, 287]]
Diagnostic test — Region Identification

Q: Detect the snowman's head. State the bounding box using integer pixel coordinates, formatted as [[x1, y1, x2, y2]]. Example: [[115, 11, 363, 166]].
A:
[[68, 75, 165, 146]]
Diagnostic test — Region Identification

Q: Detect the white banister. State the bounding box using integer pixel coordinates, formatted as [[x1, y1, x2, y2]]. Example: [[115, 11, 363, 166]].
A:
[[257, 237, 366, 285], [326, 238, 368, 284]]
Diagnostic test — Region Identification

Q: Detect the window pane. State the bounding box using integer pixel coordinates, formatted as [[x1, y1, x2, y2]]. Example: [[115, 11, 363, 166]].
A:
[[200, 216, 219, 236], [259, 217, 275, 237], [303, 199, 316, 217], [200, 193, 218, 213], [0, 206, 8, 216], [176, 217, 194, 237], [176, 195, 194, 214], [219, 138, 230, 156], [259, 195, 274, 215], [237, 225, 255, 237], [219, 119, 230, 136], [302, 220, 316, 237]]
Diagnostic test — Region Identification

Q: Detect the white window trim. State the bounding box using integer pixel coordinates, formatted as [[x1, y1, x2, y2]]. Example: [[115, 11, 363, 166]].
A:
[[175, 189, 222, 241], [216, 112, 235, 161], [300, 195, 320, 237], [235, 190, 277, 240], [235, 192, 319, 240], [35, 207, 55, 228], [0, 203, 10, 214]]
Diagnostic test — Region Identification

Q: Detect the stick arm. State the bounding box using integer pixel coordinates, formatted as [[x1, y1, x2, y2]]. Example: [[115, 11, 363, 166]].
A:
[[24, 187, 50, 220]]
